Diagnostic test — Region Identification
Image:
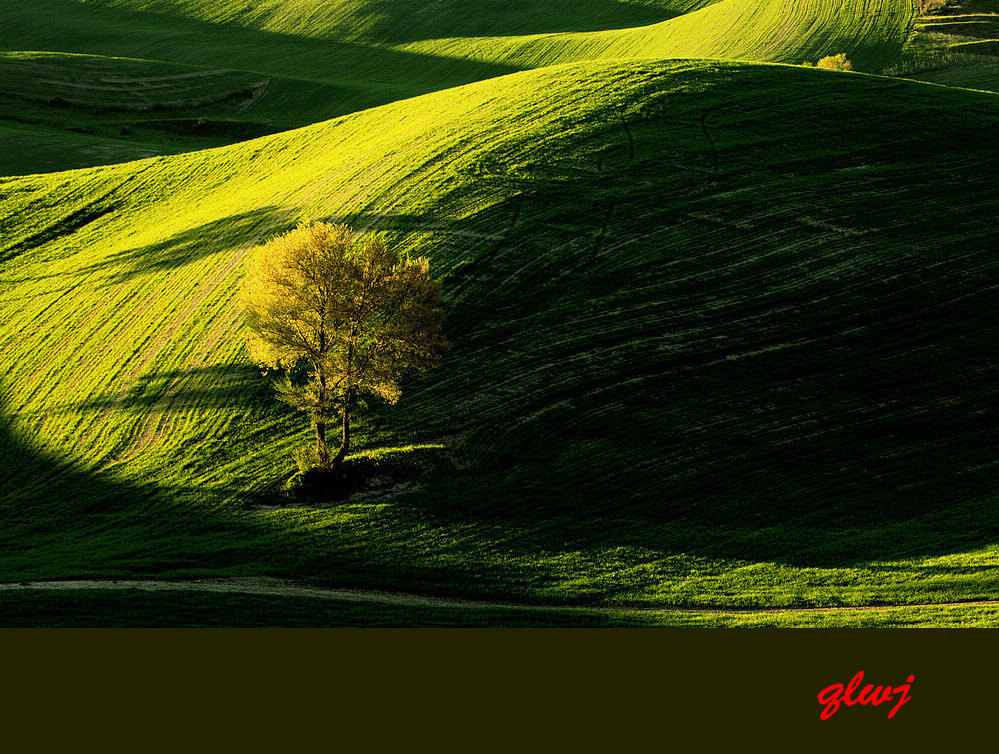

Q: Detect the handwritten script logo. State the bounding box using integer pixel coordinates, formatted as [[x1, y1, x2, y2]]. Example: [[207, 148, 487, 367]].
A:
[[817, 671, 914, 720]]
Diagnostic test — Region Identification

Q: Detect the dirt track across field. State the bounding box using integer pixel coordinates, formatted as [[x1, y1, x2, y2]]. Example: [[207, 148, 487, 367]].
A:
[[2, 577, 998, 616]]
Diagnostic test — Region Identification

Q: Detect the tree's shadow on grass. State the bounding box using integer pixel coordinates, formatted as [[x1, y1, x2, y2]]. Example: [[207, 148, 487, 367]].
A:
[[39, 363, 274, 417], [82, 206, 292, 283], [1, 200, 119, 264]]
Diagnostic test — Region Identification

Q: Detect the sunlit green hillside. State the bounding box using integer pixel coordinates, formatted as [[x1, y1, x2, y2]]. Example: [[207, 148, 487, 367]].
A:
[[403, 0, 917, 73], [3, 60, 998, 612], [1, 0, 919, 174]]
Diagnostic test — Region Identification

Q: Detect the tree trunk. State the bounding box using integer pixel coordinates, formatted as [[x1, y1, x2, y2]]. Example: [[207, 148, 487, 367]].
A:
[[332, 387, 354, 469], [315, 420, 329, 468], [316, 324, 329, 468]]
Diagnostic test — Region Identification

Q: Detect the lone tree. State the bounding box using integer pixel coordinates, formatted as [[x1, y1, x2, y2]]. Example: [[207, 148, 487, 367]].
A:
[[240, 221, 448, 473]]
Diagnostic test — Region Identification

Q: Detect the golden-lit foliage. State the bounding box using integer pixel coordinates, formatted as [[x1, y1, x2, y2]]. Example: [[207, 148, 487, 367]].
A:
[[816, 53, 854, 70], [240, 221, 447, 466]]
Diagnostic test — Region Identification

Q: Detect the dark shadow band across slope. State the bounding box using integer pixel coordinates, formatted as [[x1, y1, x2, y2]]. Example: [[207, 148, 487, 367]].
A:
[[0, 1, 524, 94]]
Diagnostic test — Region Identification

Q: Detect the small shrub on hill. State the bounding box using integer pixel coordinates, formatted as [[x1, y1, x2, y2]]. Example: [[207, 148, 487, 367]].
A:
[[816, 53, 854, 71]]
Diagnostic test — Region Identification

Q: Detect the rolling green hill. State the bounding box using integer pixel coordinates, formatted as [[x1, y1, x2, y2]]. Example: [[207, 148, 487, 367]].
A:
[[3, 58, 999, 614], [2, 0, 920, 175], [402, 0, 917, 73], [0, 0, 919, 90]]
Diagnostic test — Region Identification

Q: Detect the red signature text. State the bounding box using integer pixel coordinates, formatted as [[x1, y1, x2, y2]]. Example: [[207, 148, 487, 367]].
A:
[[817, 671, 914, 720]]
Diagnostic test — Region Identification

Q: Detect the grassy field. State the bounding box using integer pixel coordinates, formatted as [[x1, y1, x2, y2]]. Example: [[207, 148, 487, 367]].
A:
[[2, 0, 919, 174], [4, 55, 999, 621], [2, 0, 998, 626]]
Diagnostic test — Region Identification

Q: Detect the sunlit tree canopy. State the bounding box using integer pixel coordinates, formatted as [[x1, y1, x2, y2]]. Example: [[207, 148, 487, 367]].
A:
[[240, 221, 448, 469]]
